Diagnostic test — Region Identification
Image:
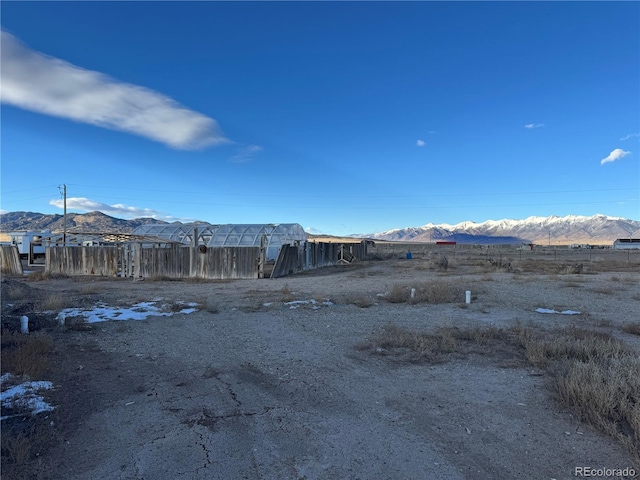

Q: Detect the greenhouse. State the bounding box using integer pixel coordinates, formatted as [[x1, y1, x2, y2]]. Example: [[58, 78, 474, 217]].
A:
[[130, 223, 308, 261]]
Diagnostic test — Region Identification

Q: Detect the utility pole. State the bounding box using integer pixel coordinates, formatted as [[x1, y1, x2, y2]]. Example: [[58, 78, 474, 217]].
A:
[[59, 184, 67, 245], [64, 184, 67, 245]]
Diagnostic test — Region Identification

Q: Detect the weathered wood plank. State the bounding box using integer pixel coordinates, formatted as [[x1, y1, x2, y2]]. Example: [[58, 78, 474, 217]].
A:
[[0, 245, 23, 275]]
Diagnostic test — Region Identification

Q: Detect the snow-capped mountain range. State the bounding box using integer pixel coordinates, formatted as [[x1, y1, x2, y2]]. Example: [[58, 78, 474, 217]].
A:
[[359, 214, 640, 245]]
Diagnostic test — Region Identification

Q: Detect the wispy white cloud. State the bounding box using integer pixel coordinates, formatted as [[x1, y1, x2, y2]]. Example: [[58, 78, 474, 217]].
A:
[[49, 197, 181, 220], [304, 226, 324, 234], [524, 123, 544, 129], [416, 140, 425, 147], [620, 132, 640, 141], [1, 30, 228, 150], [600, 148, 631, 165], [231, 144, 263, 163]]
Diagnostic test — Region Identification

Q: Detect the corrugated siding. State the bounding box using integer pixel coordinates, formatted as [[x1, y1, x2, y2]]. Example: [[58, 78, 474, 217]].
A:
[[0, 245, 23, 275], [271, 242, 368, 278], [271, 245, 304, 278]]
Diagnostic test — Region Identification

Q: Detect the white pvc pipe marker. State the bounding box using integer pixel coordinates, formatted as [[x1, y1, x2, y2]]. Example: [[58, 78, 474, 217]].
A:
[[20, 315, 29, 333], [465, 291, 471, 304], [411, 288, 416, 299]]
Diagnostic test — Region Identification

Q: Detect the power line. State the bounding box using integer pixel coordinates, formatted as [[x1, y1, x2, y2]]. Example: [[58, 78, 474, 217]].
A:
[[64, 183, 639, 200], [0, 185, 60, 194], [0, 195, 58, 204]]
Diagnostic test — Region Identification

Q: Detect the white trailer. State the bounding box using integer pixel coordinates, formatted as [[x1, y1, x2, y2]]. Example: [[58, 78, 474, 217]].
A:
[[8, 231, 51, 259]]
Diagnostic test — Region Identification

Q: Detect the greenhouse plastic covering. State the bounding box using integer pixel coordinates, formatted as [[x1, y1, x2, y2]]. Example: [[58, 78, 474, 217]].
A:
[[130, 223, 307, 260]]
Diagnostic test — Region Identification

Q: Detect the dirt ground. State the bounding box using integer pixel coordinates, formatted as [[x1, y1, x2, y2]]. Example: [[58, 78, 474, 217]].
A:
[[2, 252, 639, 480]]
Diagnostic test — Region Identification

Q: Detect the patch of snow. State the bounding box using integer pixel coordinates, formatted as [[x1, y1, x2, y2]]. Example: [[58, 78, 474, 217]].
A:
[[535, 308, 581, 315], [284, 299, 318, 305], [57, 301, 198, 324], [322, 300, 334, 306], [1, 374, 54, 421], [263, 302, 273, 307]]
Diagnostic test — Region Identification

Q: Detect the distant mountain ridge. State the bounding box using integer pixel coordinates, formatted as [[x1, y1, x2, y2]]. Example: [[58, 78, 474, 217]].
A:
[[359, 214, 640, 245], [2, 211, 639, 245], [0, 211, 169, 233]]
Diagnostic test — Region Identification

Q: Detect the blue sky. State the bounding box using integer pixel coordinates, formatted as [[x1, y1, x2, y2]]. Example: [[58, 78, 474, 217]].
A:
[[1, 1, 638, 235]]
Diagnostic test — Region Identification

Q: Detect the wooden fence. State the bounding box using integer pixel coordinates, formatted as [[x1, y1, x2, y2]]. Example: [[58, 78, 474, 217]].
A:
[[46, 245, 261, 280], [0, 245, 23, 275], [271, 242, 369, 278], [47, 246, 122, 276], [43, 242, 371, 280]]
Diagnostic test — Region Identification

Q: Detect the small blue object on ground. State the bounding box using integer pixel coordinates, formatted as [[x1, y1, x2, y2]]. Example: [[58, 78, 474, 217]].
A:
[[406, 252, 412, 259]]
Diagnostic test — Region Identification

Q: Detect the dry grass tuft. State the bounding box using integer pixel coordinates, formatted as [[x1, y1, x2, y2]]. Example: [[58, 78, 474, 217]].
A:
[[386, 284, 410, 303], [39, 294, 66, 311], [385, 281, 460, 304], [27, 271, 68, 282], [621, 323, 640, 336], [25, 271, 48, 282], [7, 286, 29, 300], [588, 287, 615, 295], [619, 276, 637, 285], [358, 323, 640, 462], [2, 432, 33, 467], [163, 301, 185, 313], [414, 281, 458, 304], [79, 283, 100, 295], [185, 278, 234, 284], [1, 416, 58, 480], [346, 296, 373, 308], [64, 316, 93, 332], [1, 331, 54, 378], [518, 326, 627, 368], [356, 324, 456, 363], [555, 355, 639, 461], [280, 284, 293, 303], [147, 275, 174, 282]]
